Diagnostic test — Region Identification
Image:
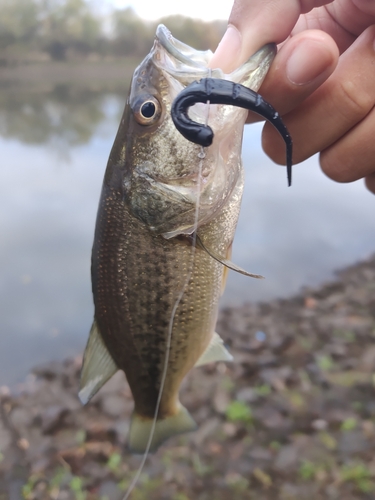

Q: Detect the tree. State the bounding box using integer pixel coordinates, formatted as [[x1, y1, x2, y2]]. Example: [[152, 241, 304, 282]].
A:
[[38, 0, 102, 59], [111, 7, 154, 57], [0, 0, 39, 49], [158, 15, 225, 51]]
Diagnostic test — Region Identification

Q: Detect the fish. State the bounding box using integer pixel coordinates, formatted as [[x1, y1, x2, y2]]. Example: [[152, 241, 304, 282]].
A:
[[79, 24, 277, 453]]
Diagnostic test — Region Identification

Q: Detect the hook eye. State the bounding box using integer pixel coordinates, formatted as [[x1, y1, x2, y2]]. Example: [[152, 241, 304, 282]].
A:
[[171, 78, 293, 186]]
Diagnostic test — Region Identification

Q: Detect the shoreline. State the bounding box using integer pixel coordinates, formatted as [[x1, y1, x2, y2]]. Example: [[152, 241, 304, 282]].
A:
[[1, 254, 375, 499], [0, 60, 139, 91]]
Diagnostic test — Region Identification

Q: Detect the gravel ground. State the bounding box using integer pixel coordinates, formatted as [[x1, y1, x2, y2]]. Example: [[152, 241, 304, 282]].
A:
[[1, 254, 375, 500]]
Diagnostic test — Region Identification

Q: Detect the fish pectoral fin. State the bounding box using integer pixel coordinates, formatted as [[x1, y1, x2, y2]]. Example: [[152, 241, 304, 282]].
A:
[[79, 319, 118, 405], [128, 404, 197, 454], [195, 332, 233, 367], [196, 234, 264, 279]]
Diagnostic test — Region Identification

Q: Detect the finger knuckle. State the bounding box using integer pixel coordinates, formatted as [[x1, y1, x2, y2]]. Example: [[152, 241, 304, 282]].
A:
[[335, 80, 373, 123], [320, 149, 353, 183]]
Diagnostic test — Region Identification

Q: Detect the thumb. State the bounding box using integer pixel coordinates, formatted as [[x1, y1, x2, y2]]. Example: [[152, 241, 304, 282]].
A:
[[210, 0, 334, 72]]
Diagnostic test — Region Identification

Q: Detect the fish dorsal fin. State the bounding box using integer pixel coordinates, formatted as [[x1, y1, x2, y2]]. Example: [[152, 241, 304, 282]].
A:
[[196, 234, 264, 279], [79, 319, 118, 405], [195, 332, 233, 367]]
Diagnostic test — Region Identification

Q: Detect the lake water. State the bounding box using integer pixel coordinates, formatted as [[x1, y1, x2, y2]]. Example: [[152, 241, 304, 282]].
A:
[[1, 86, 374, 387]]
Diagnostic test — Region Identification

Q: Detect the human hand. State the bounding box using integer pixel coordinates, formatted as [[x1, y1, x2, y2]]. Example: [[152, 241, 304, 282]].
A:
[[210, 1, 375, 194]]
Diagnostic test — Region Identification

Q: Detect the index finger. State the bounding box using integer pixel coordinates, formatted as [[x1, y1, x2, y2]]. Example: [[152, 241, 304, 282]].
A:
[[210, 0, 334, 72]]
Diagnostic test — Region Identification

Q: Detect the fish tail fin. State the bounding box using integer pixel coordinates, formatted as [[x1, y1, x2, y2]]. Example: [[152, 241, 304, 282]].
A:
[[128, 404, 197, 454]]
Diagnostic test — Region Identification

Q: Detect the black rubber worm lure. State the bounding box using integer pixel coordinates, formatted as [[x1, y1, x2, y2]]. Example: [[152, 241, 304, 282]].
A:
[[171, 78, 293, 186]]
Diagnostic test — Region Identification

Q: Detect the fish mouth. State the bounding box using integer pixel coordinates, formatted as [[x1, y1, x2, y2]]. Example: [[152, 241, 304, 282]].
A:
[[156, 24, 212, 69], [154, 24, 276, 90], [153, 25, 213, 83]]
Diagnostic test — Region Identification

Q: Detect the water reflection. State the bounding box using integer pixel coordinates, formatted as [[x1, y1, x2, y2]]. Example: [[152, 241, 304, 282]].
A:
[[225, 141, 375, 305], [0, 84, 374, 387], [0, 84, 125, 149]]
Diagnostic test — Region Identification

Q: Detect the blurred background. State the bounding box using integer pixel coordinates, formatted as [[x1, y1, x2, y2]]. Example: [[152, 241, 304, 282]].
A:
[[0, 0, 374, 387]]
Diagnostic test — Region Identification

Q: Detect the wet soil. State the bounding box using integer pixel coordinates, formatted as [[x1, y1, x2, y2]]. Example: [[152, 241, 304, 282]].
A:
[[1, 254, 375, 500]]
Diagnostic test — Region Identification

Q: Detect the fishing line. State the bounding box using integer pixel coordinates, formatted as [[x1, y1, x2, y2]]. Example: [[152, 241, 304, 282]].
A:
[[122, 72, 212, 500]]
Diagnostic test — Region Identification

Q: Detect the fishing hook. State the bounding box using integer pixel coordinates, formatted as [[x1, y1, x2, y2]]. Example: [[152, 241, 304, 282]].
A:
[[171, 78, 293, 186]]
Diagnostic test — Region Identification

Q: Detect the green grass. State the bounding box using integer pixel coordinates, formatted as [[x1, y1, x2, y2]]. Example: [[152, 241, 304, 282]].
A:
[[225, 401, 253, 424], [299, 459, 330, 482], [254, 384, 272, 397], [340, 462, 374, 493], [316, 354, 335, 372], [106, 452, 122, 473], [299, 460, 317, 481], [340, 417, 357, 431], [70, 476, 87, 500]]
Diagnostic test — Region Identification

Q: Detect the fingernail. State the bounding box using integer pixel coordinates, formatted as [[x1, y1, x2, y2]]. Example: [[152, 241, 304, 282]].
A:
[[210, 25, 242, 72], [286, 40, 331, 85]]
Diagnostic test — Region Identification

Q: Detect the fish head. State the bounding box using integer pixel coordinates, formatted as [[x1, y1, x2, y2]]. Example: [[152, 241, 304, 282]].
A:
[[109, 24, 276, 237]]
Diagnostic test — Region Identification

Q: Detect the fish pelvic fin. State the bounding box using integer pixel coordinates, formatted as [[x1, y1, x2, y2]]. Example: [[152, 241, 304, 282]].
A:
[[128, 404, 197, 454], [79, 319, 118, 405], [195, 331, 233, 367]]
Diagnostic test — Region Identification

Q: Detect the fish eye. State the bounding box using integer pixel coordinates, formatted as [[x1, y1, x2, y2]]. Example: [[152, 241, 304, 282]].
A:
[[133, 96, 162, 126], [141, 101, 156, 118]]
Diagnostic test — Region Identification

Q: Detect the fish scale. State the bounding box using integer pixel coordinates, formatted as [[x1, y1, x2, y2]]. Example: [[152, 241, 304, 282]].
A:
[[93, 185, 225, 416]]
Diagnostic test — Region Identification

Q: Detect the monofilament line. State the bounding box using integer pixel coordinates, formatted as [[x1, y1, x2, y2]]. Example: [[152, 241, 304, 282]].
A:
[[122, 86, 211, 500]]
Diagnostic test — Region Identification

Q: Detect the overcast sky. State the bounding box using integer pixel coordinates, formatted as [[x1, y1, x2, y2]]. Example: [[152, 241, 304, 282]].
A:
[[97, 0, 233, 21]]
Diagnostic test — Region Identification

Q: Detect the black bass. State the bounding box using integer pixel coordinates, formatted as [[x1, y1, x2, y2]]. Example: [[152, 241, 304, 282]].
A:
[[79, 25, 276, 453]]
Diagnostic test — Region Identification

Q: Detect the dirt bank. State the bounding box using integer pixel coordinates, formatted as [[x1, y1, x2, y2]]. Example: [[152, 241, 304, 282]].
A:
[[1, 254, 375, 499]]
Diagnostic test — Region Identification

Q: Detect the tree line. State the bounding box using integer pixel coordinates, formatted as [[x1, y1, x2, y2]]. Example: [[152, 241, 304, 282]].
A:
[[0, 0, 226, 63]]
